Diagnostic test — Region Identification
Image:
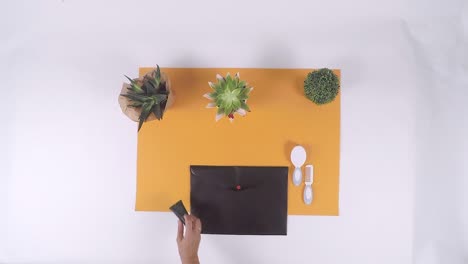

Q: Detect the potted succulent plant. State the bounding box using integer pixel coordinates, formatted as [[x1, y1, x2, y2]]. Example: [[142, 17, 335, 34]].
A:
[[304, 68, 340, 105], [119, 65, 174, 131], [204, 72, 253, 122]]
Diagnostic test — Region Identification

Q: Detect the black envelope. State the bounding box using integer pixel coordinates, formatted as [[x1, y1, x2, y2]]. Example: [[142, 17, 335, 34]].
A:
[[190, 165, 288, 235]]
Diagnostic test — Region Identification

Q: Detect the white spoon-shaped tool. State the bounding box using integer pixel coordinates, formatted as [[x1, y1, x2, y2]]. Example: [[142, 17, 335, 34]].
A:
[[291, 146, 306, 186], [304, 165, 314, 205]]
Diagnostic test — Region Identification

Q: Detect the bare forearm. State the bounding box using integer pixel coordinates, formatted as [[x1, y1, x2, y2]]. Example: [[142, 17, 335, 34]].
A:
[[182, 256, 200, 264]]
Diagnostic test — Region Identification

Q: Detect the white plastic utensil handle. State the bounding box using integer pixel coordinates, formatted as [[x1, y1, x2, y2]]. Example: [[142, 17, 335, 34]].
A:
[[304, 165, 314, 205], [304, 184, 313, 205], [305, 165, 313, 184], [292, 167, 302, 186]]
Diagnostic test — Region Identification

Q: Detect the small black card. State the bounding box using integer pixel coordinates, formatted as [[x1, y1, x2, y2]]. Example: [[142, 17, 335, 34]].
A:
[[169, 200, 189, 225]]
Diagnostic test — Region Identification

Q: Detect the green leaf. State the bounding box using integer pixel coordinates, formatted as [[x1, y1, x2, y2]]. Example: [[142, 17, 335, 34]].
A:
[[129, 101, 143, 107], [152, 105, 163, 120], [149, 78, 160, 91], [159, 89, 169, 95], [232, 88, 242, 96], [144, 80, 157, 95], [220, 98, 231, 109], [224, 105, 233, 115], [121, 93, 150, 102], [232, 99, 241, 110], [241, 101, 251, 112], [124, 75, 136, 84], [138, 103, 153, 131], [152, 94, 167, 104], [124, 75, 144, 94], [150, 76, 160, 91], [240, 87, 250, 95], [217, 107, 224, 115], [155, 65, 161, 81], [239, 94, 248, 100], [133, 84, 145, 94], [129, 84, 141, 93], [214, 97, 222, 106]]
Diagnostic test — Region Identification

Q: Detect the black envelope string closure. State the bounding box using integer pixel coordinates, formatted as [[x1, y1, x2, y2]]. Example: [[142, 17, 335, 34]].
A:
[[169, 200, 189, 225], [190, 165, 288, 235]]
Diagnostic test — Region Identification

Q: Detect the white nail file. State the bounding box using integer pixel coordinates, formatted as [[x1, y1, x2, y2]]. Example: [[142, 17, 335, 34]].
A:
[[290, 146, 306, 186], [304, 165, 314, 205]]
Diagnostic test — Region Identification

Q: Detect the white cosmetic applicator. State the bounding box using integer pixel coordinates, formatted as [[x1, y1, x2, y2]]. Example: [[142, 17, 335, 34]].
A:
[[304, 165, 314, 205], [290, 146, 306, 186]]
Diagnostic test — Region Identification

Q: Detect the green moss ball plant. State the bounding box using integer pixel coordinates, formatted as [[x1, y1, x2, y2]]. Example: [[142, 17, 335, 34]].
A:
[[304, 68, 340, 105]]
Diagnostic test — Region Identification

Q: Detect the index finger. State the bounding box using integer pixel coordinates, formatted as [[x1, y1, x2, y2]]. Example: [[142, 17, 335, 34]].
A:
[[195, 218, 202, 234], [185, 215, 193, 232]]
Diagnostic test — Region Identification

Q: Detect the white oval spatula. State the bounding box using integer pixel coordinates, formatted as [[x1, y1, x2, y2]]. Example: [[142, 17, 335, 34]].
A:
[[290, 146, 306, 186]]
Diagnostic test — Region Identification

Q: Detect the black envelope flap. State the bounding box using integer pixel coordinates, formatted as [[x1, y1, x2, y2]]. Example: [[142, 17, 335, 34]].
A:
[[190, 165, 288, 235]]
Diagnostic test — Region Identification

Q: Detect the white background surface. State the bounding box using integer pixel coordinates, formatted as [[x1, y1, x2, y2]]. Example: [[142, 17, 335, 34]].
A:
[[1, 0, 467, 263]]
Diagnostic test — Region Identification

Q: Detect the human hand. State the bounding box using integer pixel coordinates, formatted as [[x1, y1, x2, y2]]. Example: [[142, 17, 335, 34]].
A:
[[177, 215, 202, 264]]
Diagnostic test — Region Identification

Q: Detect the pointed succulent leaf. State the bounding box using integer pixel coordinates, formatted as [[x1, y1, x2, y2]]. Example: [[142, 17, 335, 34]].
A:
[[203, 93, 212, 100], [124, 75, 137, 84], [214, 97, 222, 107], [224, 105, 233, 115], [152, 104, 163, 120], [232, 100, 241, 110], [126, 82, 144, 94], [134, 84, 145, 94], [236, 108, 247, 116], [121, 93, 152, 102], [144, 80, 157, 95], [138, 103, 153, 131], [206, 102, 216, 108], [155, 65, 161, 81], [154, 94, 168, 103], [240, 87, 250, 95], [241, 101, 251, 112], [126, 89, 138, 95], [239, 93, 249, 100], [129, 101, 143, 107], [215, 113, 224, 122], [232, 88, 242, 96], [149, 78, 160, 91], [152, 78, 160, 91], [221, 98, 231, 109]]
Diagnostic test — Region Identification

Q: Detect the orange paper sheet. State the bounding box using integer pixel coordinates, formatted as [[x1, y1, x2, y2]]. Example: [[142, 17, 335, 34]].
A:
[[136, 68, 340, 215]]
